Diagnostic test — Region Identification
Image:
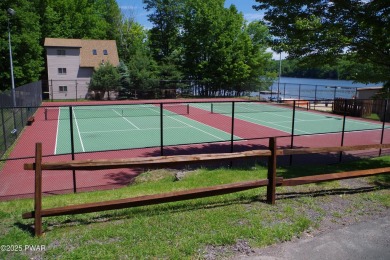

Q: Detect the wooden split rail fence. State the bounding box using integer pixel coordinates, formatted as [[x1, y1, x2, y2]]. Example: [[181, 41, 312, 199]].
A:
[[23, 138, 390, 237]]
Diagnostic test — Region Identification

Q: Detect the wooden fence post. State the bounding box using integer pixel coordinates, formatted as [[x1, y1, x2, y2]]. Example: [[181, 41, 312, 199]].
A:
[[34, 143, 43, 237], [267, 137, 277, 204]]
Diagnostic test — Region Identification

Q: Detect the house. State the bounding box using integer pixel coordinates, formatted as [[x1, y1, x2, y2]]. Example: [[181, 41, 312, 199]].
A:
[[355, 86, 383, 99], [44, 38, 120, 100]]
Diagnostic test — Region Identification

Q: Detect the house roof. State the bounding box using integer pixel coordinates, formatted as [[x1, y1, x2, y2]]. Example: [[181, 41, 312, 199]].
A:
[[79, 40, 119, 68], [44, 38, 82, 48], [44, 38, 120, 69], [356, 86, 382, 91]]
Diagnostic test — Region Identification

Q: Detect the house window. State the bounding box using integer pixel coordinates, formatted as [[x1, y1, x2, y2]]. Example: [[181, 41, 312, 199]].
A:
[[57, 49, 66, 56], [59, 86, 68, 92], [103, 49, 108, 55], [58, 68, 67, 75], [92, 49, 97, 55]]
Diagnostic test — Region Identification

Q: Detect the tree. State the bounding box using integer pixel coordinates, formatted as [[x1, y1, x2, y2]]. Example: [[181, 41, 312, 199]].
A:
[[182, 0, 238, 95], [0, 0, 44, 90], [119, 19, 159, 95], [117, 61, 131, 99], [181, 0, 274, 96], [144, 0, 185, 94], [39, 0, 122, 40], [244, 21, 276, 93], [127, 51, 159, 93], [117, 19, 148, 62], [144, 0, 184, 62], [253, 0, 390, 86], [94, 0, 122, 41], [88, 62, 120, 100]]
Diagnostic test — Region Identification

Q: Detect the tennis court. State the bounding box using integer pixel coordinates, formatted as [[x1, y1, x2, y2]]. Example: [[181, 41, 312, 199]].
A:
[[191, 102, 385, 135], [48, 101, 387, 154], [2, 99, 390, 200], [49, 104, 239, 154]]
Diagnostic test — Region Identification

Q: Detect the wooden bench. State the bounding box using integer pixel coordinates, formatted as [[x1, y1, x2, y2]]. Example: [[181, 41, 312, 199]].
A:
[[283, 99, 309, 110], [27, 116, 35, 126]]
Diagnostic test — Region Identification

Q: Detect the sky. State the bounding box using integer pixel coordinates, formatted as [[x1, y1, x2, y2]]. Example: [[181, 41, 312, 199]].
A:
[[116, 0, 285, 59], [117, 1, 264, 28]]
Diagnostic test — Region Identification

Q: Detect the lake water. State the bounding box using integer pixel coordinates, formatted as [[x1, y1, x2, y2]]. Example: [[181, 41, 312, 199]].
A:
[[254, 77, 382, 101]]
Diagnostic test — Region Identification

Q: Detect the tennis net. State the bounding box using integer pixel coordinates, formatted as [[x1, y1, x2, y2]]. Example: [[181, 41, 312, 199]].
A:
[[45, 104, 190, 120], [211, 102, 294, 114]]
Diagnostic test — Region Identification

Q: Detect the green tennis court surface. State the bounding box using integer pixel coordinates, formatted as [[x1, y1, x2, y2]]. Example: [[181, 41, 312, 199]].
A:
[[191, 102, 384, 135], [53, 104, 239, 154]]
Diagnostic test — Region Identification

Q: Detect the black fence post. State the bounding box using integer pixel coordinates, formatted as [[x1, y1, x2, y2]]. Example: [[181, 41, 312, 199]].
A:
[[230, 101, 235, 153], [50, 80, 53, 102], [289, 101, 296, 165], [298, 85, 301, 100], [69, 106, 77, 193], [339, 99, 347, 162], [75, 80, 78, 101], [379, 98, 388, 156], [12, 108, 17, 132], [20, 107, 24, 126], [1, 108, 7, 152], [160, 103, 164, 156]]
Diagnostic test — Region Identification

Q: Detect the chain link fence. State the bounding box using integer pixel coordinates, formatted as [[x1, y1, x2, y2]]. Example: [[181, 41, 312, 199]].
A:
[[0, 81, 42, 158], [264, 82, 358, 101], [1, 98, 389, 200], [44, 79, 200, 101], [43, 79, 371, 102], [43, 79, 268, 100]]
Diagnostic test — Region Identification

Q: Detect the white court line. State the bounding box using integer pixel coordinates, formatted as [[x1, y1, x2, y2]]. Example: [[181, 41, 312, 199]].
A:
[[195, 103, 383, 134], [289, 109, 384, 128], [237, 113, 312, 135], [138, 104, 161, 116], [191, 103, 279, 138], [167, 115, 227, 141], [112, 109, 140, 129], [293, 112, 383, 129], [341, 117, 383, 128], [142, 104, 230, 141], [80, 126, 189, 134], [54, 108, 61, 155], [275, 117, 343, 124], [296, 128, 386, 136], [72, 109, 85, 152], [194, 103, 326, 134]]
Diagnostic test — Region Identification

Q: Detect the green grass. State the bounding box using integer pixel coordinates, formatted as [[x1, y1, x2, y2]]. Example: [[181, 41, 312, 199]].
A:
[[0, 157, 389, 259], [364, 113, 380, 121]]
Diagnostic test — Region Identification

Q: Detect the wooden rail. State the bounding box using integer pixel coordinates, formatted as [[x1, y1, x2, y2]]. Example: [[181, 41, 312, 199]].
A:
[[24, 149, 273, 171], [22, 139, 390, 237]]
